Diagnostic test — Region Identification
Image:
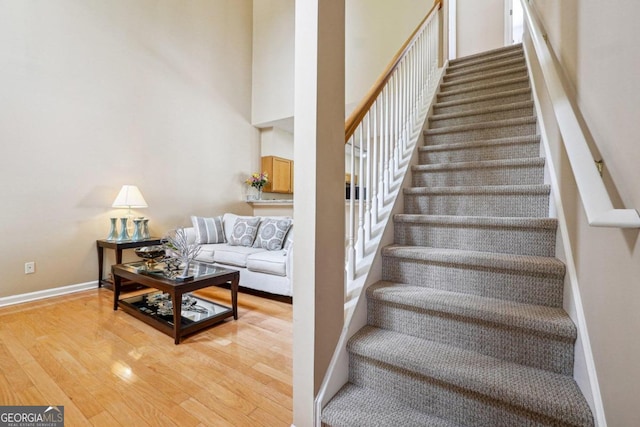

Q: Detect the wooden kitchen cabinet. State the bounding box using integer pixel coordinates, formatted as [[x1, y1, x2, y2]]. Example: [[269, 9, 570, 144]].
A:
[[262, 156, 294, 194]]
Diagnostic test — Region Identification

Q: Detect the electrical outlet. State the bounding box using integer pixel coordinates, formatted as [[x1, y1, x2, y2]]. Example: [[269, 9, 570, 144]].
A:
[[25, 262, 35, 274]]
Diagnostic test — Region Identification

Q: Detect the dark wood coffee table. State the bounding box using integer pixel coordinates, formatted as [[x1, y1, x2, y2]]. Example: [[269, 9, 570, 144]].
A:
[[112, 261, 239, 344]]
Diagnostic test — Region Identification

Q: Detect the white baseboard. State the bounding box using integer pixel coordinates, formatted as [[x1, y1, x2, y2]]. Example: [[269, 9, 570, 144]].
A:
[[0, 281, 99, 308]]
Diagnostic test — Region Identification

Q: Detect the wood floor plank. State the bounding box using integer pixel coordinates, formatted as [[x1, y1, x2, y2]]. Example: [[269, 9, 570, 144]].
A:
[[0, 373, 21, 405], [20, 360, 91, 425], [14, 385, 47, 406], [0, 288, 293, 425], [180, 397, 236, 427], [253, 361, 293, 385], [55, 377, 105, 420], [248, 405, 292, 427], [89, 410, 121, 427], [101, 400, 153, 427]]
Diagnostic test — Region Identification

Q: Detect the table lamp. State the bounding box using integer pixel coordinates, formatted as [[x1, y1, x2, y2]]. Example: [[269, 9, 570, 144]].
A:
[[112, 185, 148, 241]]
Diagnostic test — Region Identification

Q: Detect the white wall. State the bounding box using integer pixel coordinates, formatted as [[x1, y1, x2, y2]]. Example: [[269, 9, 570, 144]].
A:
[[456, 0, 505, 57], [345, 0, 433, 107], [0, 0, 257, 298], [252, 0, 433, 125], [261, 127, 294, 159], [530, 1, 640, 425], [252, 0, 295, 127]]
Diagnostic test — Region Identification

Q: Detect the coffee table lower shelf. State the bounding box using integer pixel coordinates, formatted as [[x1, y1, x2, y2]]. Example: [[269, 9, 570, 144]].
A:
[[112, 261, 239, 344], [118, 292, 234, 343]]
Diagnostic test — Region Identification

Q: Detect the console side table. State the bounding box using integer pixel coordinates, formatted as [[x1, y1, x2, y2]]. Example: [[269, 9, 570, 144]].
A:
[[97, 238, 162, 287]]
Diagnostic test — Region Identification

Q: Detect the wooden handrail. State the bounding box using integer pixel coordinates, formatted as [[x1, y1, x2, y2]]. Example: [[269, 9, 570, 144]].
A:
[[345, 0, 442, 142], [521, 0, 640, 228]]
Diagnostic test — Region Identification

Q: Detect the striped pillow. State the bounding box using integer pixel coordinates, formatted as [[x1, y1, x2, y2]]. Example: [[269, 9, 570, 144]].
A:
[[191, 216, 226, 244]]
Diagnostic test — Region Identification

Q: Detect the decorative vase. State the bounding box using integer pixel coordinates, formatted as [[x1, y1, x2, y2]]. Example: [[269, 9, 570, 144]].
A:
[[257, 188, 263, 200], [141, 218, 150, 239], [106, 217, 118, 240], [116, 217, 130, 241], [131, 218, 143, 241]]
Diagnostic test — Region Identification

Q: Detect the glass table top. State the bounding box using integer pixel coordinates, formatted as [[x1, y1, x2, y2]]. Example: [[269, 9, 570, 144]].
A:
[[119, 260, 234, 281]]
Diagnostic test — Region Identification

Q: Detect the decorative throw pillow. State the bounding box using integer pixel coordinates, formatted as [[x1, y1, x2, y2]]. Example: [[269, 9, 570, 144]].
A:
[[191, 215, 226, 244], [253, 218, 293, 251], [228, 217, 261, 247]]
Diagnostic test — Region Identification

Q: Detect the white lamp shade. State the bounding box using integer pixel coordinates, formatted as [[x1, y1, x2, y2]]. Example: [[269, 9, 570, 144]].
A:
[[112, 185, 148, 208]]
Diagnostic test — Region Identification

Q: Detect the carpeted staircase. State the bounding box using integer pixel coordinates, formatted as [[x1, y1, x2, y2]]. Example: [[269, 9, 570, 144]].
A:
[[322, 44, 595, 426]]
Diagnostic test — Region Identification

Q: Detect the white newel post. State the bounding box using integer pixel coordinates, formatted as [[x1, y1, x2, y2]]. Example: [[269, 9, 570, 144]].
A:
[[293, 1, 345, 426]]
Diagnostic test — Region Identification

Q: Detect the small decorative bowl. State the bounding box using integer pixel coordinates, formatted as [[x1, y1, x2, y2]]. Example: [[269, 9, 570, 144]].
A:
[[134, 246, 166, 267]]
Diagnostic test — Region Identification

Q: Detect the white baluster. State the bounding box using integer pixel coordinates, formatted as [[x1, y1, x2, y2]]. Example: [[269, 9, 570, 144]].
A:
[[356, 124, 365, 261], [371, 99, 379, 224], [347, 134, 356, 280], [392, 73, 400, 179], [383, 86, 390, 198], [364, 112, 372, 242]]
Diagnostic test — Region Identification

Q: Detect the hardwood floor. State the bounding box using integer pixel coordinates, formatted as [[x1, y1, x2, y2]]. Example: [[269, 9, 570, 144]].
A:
[[0, 287, 293, 426]]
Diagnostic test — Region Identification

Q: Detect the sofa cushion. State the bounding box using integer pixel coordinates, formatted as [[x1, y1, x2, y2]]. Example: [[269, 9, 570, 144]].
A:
[[191, 215, 226, 244], [213, 245, 265, 267], [193, 243, 227, 264], [253, 218, 293, 251], [246, 250, 287, 276], [222, 213, 254, 242], [228, 217, 261, 247]]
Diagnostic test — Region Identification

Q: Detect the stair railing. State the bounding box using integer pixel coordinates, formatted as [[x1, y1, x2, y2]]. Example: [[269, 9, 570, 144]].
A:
[[345, 0, 444, 297], [520, 0, 640, 228]]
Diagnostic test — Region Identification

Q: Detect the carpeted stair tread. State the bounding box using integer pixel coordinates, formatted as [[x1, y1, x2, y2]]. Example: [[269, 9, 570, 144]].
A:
[[393, 215, 557, 256], [411, 157, 544, 188], [419, 134, 540, 152], [445, 57, 526, 82], [412, 156, 544, 172], [381, 245, 564, 277], [448, 45, 523, 69], [321, 383, 460, 427], [424, 116, 537, 136], [348, 326, 594, 427], [404, 184, 550, 196], [394, 214, 557, 229], [437, 76, 529, 99], [440, 66, 528, 92], [367, 282, 575, 374], [418, 135, 541, 163], [429, 100, 534, 122], [382, 246, 565, 307], [367, 282, 576, 341], [403, 185, 550, 217], [433, 87, 531, 110]]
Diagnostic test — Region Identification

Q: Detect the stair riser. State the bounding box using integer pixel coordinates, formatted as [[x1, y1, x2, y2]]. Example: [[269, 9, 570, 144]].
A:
[[438, 80, 529, 102], [394, 222, 556, 257], [367, 300, 574, 375], [382, 256, 564, 307], [445, 59, 526, 82], [404, 193, 549, 217], [419, 141, 540, 163], [434, 91, 531, 115], [349, 354, 563, 427], [441, 70, 529, 93], [425, 123, 537, 144], [412, 164, 544, 187], [429, 106, 534, 129], [449, 52, 524, 73]]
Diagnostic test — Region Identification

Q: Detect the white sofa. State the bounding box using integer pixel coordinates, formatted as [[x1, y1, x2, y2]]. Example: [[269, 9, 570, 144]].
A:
[[184, 213, 293, 299]]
